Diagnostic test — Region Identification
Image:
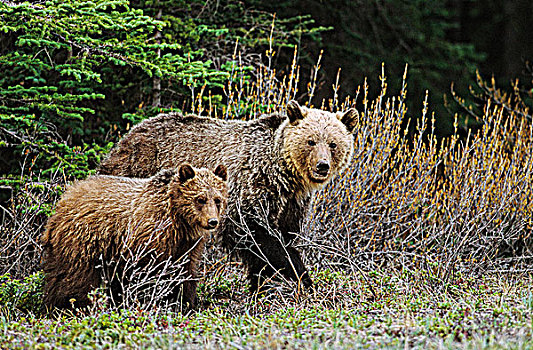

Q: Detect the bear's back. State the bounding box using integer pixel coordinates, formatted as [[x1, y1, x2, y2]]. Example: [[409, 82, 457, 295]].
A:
[[42, 176, 148, 248], [99, 112, 287, 180], [57, 175, 144, 212]]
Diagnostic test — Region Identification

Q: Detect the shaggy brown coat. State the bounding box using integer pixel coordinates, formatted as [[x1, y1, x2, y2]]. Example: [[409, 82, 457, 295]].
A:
[[41, 164, 228, 310], [98, 100, 357, 291]]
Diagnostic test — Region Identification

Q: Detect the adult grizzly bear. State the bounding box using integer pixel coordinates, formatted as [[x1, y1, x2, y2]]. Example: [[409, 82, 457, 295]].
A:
[[41, 164, 228, 310], [98, 100, 358, 292]]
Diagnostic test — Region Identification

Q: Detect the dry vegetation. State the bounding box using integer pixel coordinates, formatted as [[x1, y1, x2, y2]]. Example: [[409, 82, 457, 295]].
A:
[[1, 49, 532, 348]]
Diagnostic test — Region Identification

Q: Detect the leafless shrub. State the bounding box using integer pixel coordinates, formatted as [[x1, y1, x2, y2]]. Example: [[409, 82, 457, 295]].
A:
[[0, 172, 64, 278], [303, 69, 533, 282], [98, 222, 192, 312]]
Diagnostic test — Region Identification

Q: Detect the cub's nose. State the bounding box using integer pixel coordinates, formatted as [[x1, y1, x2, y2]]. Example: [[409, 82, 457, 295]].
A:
[[316, 160, 330, 175], [207, 218, 219, 229]]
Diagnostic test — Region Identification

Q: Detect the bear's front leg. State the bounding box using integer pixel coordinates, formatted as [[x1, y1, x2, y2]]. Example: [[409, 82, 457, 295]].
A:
[[180, 279, 198, 309], [244, 232, 314, 293], [284, 246, 313, 290]]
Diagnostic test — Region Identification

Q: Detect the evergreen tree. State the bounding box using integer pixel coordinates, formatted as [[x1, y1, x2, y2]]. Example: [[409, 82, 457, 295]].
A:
[[0, 0, 226, 182]]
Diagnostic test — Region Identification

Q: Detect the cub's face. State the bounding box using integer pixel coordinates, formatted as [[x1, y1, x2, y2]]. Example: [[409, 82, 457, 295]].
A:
[[168, 164, 228, 236], [283, 101, 357, 189]]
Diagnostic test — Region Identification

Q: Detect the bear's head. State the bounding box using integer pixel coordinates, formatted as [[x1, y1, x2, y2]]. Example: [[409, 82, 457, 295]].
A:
[[161, 164, 228, 236], [283, 100, 358, 190]]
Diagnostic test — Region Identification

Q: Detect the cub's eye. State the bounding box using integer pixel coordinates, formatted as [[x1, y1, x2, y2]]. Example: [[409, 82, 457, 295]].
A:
[[197, 197, 207, 205], [329, 142, 337, 149], [214, 198, 221, 205], [307, 140, 316, 146]]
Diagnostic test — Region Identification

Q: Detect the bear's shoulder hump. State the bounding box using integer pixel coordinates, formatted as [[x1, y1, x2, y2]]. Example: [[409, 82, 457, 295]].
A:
[[252, 112, 287, 130]]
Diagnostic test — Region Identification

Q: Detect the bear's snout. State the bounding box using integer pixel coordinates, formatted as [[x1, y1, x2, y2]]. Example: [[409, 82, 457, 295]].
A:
[[316, 160, 330, 176], [207, 218, 219, 229]]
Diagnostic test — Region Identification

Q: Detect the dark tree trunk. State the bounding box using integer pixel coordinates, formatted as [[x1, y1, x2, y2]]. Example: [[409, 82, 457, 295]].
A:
[[502, 0, 533, 79]]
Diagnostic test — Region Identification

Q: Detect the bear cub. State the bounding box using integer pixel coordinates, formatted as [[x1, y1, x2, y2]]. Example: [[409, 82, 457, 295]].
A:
[[41, 164, 228, 311]]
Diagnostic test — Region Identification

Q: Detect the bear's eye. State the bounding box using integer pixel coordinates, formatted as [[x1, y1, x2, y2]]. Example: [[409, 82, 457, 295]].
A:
[[197, 197, 207, 205], [329, 142, 337, 149], [307, 140, 316, 146]]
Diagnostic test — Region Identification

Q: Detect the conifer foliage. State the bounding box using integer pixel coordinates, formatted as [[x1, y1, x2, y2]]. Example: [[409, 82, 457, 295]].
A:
[[0, 0, 225, 181]]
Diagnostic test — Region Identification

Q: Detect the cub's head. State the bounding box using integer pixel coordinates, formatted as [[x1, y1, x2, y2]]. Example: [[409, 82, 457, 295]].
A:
[[158, 164, 228, 236], [283, 100, 358, 189]]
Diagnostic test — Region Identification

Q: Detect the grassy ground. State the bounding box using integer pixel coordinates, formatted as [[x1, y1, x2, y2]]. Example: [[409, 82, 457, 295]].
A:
[[1, 265, 532, 349]]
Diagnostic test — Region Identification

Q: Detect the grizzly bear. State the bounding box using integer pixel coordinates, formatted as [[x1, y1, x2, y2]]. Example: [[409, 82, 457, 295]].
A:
[[98, 100, 358, 292], [41, 164, 228, 310]]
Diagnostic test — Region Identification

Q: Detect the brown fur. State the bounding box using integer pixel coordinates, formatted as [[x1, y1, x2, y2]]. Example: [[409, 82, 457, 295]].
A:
[[98, 101, 357, 292], [41, 164, 228, 310]]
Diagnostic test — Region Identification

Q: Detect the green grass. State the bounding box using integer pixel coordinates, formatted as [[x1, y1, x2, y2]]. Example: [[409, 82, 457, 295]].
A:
[[1, 266, 532, 349]]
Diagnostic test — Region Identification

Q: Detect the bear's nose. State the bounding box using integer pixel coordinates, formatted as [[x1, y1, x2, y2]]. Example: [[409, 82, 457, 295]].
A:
[[207, 218, 219, 229], [316, 160, 330, 175]]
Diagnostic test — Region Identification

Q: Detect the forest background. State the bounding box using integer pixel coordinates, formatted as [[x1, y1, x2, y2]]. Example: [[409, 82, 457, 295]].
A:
[[0, 0, 532, 348], [1, 0, 532, 185]]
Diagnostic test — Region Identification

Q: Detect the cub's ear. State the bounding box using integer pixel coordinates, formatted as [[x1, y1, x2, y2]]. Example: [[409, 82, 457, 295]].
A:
[[214, 164, 227, 182], [178, 164, 196, 182], [339, 108, 359, 133], [286, 100, 305, 124]]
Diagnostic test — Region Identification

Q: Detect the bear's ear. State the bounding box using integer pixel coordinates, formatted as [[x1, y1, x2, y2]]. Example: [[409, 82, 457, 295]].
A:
[[339, 108, 359, 133], [286, 100, 305, 124], [178, 164, 196, 182], [214, 164, 227, 182]]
